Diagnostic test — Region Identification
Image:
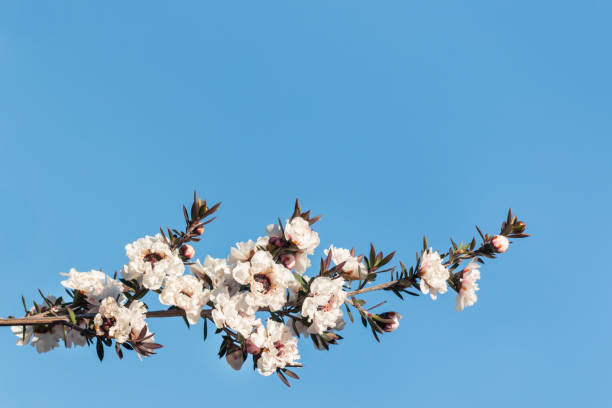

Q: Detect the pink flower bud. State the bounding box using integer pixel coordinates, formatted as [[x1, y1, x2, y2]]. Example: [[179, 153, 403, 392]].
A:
[[194, 225, 205, 235], [245, 339, 261, 354], [491, 235, 509, 253], [280, 253, 296, 270], [225, 349, 245, 370], [180, 244, 195, 259], [269, 237, 284, 248], [379, 312, 402, 333]]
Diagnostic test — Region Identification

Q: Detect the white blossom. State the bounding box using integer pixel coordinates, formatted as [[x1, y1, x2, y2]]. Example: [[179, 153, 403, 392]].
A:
[[190, 256, 237, 302], [11, 325, 33, 347], [232, 251, 293, 311], [323, 245, 368, 280], [158, 275, 209, 323], [159, 275, 210, 324], [228, 240, 258, 264], [248, 320, 300, 376], [455, 261, 481, 311], [301, 276, 346, 334], [94, 297, 148, 344], [121, 234, 185, 290], [31, 326, 63, 353], [60, 268, 126, 310], [265, 223, 282, 238], [10, 295, 70, 353], [419, 248, 450, 300], [284, 217, 320, 254], [64, 323, 88, 348], [211, 288, 260, 338]]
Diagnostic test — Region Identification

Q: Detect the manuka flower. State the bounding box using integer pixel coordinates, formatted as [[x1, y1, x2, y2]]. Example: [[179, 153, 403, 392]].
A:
[[159, 275, 210, 324], [232, 251, 293, 311], [419, 248, 450, 300], [210, 288, 260, 338], [121, 234, 185, 290], [284, 217, 320, 254], [94, 297, 148, 344], [248, 319, 300, 376], [301, 276, 346, 334], [455, 261, 481, 311], [60, 268, 126, 310], [323, 246, 368, 280]]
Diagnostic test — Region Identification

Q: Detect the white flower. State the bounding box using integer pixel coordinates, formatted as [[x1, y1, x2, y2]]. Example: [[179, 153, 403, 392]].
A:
[[121, 234, 185, 290], [11, 295, 69, 353], [211, 288, 260, 338], [265, 223, 282, 238], [190, 256, 236, 301], [159, 275, 210, 324], [228, 240, 258, 264], [249, 319, 300, 376], [60, 268, 126, 310], [64, 324, 88, 348], [419, 248, 450, 300], [323, 246, 368, 280], [94, 297, 147, 344], [232, 251, 293, 311], [30, 326, 63, 353], [291, 254, 307, 275], [11, 325, 33, 346], [301, 276, 346, 334], [284, 217, 320, 254], [455, 261, 481, 311]]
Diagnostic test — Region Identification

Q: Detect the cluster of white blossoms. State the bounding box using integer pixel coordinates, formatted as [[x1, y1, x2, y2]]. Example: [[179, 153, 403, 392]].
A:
[[419, 248, 485, 311], [5, 196, 526, 385]]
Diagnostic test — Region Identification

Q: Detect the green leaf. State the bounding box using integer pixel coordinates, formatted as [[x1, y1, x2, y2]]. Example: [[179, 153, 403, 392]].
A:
[[344, 303, 354, 323], [66, 306, 77, 325]]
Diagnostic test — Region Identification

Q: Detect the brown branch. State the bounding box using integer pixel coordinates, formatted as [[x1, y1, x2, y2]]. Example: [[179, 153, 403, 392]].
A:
[[0, 309, 213, 327]]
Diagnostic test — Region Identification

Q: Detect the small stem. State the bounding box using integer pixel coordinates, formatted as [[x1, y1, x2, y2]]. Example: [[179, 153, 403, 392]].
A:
[[346, 280, 399, 297]]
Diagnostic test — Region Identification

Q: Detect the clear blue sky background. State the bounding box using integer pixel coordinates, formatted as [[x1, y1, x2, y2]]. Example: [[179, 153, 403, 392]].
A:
[[0, 2, 609, 407]]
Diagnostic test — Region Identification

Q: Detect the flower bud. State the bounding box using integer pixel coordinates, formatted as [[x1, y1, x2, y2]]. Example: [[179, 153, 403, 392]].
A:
[[269, 237, 284, 248], [378, 312, 402, 333], [280, 253, 296, 270], [320, 332, 341, 344], [194, 225, 205, 235], [512, 221, 526, 233], [491, 235, 509, 253], [180, 244, 195, 259], [225, 349, 245, 371], [245, 338, 261, 354]]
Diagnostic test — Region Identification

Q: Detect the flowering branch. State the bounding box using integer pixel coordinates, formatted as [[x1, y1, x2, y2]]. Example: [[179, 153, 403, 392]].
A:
[[2, 192, 529, 386]]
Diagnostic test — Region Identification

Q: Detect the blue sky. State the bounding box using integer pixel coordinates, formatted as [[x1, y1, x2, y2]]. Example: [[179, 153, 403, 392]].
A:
[[0, 2, 609, 407]]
